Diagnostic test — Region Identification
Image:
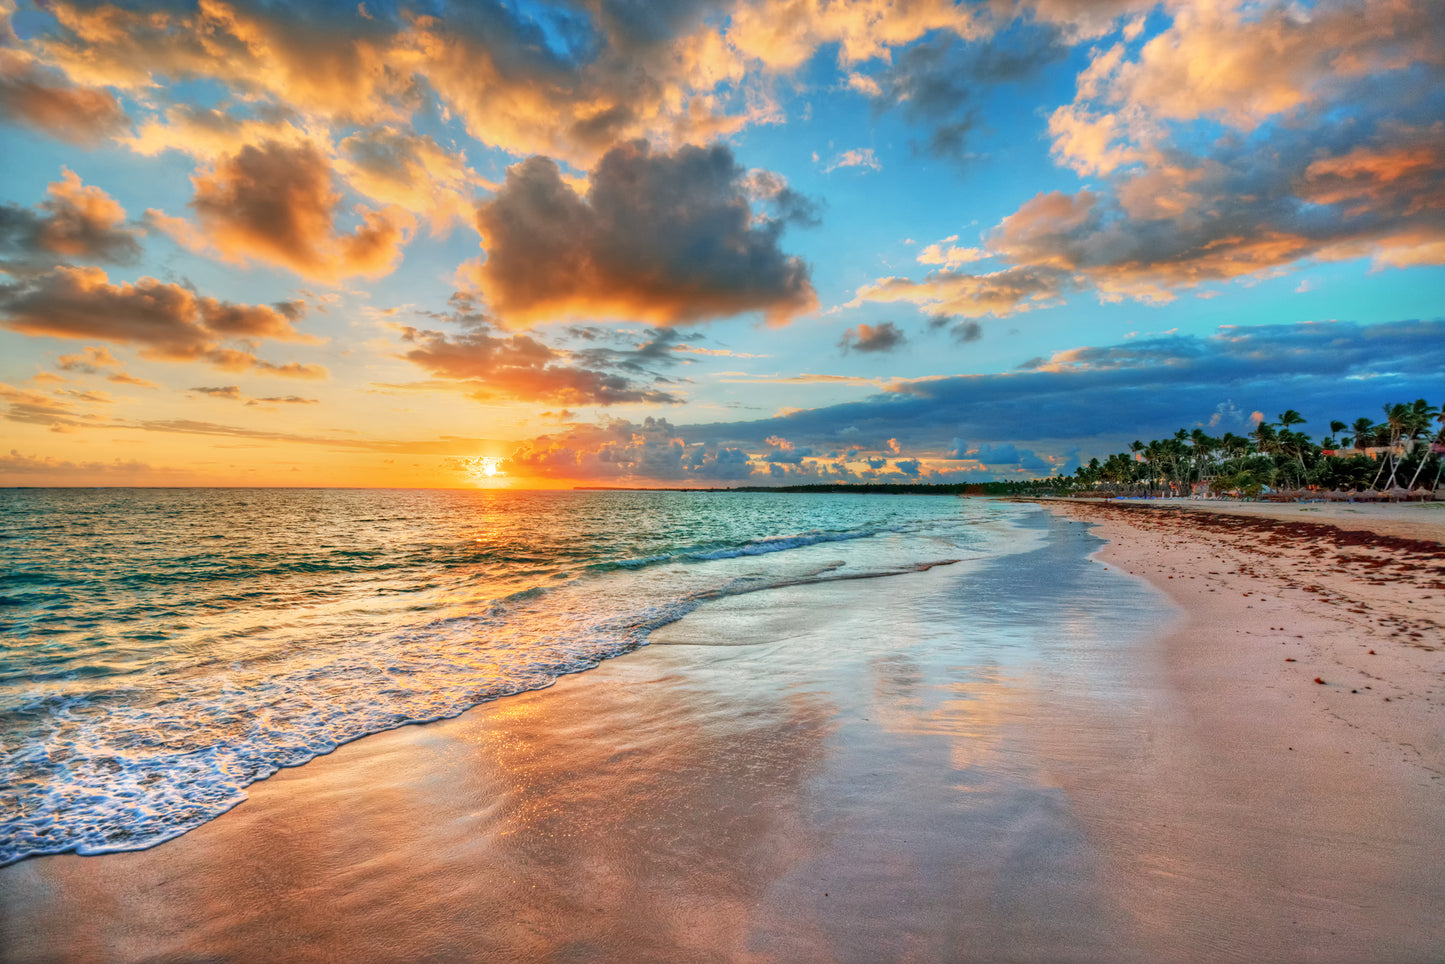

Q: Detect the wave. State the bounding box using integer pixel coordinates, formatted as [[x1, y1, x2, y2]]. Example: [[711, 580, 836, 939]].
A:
[[589, 528, 887, 573]]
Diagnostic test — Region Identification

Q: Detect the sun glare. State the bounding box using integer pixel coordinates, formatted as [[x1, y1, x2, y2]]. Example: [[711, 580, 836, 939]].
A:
[[459, 456, 508, 486]]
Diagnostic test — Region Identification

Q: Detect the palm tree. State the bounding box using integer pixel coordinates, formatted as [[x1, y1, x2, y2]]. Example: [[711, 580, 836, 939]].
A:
[[1275, 410, 1308, 471], [1251, 421, 1278, 459], [1277, 409, 1306, 431], [1220, 432, 1250, 459], [1405, 400, 1442, 491], [1346, 417, 1375, 454]]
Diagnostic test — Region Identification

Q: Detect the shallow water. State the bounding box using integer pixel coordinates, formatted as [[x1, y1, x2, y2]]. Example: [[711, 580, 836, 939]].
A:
[[2, 489, 1044, 864], [2, 498, 1176, 963]]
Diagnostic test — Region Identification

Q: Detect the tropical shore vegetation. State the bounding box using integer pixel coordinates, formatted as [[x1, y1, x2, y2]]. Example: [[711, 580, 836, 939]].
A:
[[628, 397, 1445, 500]]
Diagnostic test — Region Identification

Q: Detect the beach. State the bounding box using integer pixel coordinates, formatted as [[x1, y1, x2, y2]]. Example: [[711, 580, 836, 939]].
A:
[[3, 499, 1443, 962]]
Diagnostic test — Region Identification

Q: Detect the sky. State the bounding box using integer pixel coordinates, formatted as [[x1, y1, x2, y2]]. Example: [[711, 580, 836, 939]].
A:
[[1, 0, 1442, 488]]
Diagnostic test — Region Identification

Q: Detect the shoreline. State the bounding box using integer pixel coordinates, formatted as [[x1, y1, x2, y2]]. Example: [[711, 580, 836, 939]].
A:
[[1030, 498, 1445, 959], [3, 501, 1443, 960]]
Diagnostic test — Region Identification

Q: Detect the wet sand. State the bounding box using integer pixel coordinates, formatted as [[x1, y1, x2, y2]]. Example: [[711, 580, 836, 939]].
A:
[[3, 503, 1444, 962], [1033, 498, 1445, 961]]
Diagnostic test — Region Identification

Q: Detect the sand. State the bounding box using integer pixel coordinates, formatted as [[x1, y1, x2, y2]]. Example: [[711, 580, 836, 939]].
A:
[[3, 501, 1443, 963], [1029, 498, 1445, 961]]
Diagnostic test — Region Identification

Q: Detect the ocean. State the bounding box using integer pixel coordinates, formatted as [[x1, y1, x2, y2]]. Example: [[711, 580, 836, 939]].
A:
[[0, 488, 1062, 866]]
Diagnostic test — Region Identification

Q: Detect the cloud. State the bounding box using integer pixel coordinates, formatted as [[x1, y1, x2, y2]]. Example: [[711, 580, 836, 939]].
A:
[[0, 265, 325, 376], [180, 139, 414, 282], [0, 449, 158, 480], [823, 148, 881, 173], [726, 0, 987, 72], [188, 384, 319, 406], [334, 126, 485, 231], [55, 345, 159, 387], [853, 264, 1067, 318], [951, 440, 1053, 474], [191, 385, 244, 400], [916, 236, 987, 269], [839, 321, 907, 354], [397, 323, 680, 406], [0, 169, 142, 269], [675, 320, 1445, 466], [506, 416, 758, 483], [1093, 0, 1444, 134], [846, 1, 1445, 316], [862, 26, 1064, 161], [0, 47, 127, 145], [468, 141, 817, 327]]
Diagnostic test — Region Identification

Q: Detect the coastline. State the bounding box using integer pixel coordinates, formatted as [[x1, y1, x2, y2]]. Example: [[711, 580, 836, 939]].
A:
[[3, 500, 1443, 961], [1029, 498, 1445, 960]]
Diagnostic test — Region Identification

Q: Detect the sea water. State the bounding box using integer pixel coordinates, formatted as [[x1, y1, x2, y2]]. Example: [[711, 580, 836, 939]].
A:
[[0, 489, 1048, 865]]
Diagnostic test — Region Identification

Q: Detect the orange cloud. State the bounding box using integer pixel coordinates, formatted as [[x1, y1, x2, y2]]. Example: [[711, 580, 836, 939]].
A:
[[394, 320, 681, 406], [55, 345, 159, 388], [853, 265, 1068, 318], [39, 0, 408, 123], [0, 47, 127, 145], [335, 126, 484, 231], [1, 168, 142, 267], [186, 139, 414, 281], [0, 265, 326, 376], [1300, 124, 1445, 216], [725, 0, 986, 71], [505, 417, 758, 484]]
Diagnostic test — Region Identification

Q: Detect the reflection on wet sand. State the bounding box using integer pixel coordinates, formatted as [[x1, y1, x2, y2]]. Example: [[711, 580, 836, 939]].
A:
[[3, 509, 1146, 963]]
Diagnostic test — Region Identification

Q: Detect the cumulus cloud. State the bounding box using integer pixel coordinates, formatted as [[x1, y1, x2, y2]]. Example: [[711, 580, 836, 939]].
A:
[[17, 0, 991, 172], [850, 1, 1445, 316], [469, 141, 817, 327], [0, 169, 142, 269], [916, 236, 987, 269], [0, 265, 325, 376], [167, 139, 414, 282], [506, 416, 757, 483], [839, 321, 907, 354], [0, 47, 127, 145], [334, 126, 484, 231]]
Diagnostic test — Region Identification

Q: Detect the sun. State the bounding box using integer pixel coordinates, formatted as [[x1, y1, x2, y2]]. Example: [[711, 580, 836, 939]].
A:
[[458, 456, 508, 486]]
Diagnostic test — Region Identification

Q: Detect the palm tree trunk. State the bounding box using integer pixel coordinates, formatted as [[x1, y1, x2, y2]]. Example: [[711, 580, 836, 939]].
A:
[[1409, 449, 1437, 491]]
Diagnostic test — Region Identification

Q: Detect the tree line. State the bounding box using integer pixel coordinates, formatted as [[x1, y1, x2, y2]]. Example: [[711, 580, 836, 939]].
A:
[[997, 398, 1444, 498]]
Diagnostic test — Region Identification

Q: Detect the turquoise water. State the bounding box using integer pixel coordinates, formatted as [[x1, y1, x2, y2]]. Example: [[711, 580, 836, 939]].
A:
[[0, 489, 1041, 865]]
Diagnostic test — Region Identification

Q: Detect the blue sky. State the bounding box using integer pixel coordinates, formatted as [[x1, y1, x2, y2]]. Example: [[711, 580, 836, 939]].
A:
[[1, 0, 1442, 486]]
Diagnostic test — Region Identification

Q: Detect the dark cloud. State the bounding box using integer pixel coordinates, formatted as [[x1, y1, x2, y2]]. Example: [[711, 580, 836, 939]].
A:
[[867, 27, 1065, 161], [927, 314, 985, 343], [0, 265, 324, 376], [564, 326, 696, 376], [952, 440, 1053, 474], [397, 321, 681, 406], [470, 141, 817, 327], [839, 321, 906, 353], [190, 385, 244, 400], [676, 319, 1445, 461], [0, 170, 142, 269]]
